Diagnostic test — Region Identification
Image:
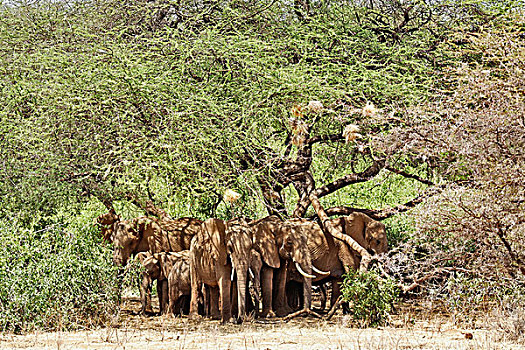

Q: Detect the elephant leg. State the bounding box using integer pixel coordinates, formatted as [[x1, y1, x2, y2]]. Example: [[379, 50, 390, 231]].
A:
[[319, 284, 327, 312], [140, 275, 153, 315], [331, 279, 342, 308], [181, 295, 191, 315], [273, 264, 292, 317], [286, 281, 303, 311], [168, 283, 178, 316], [231, 280, 238, 318], [260, 266, 274, 317], [199, 285, 207, 316], [158, 279, 169, 314], [328, 278, 350, 315], [209, 286, 220, 319], [218, 271, 232, 323], [157, 279, 163, 314], [189, 262, 201, 320]]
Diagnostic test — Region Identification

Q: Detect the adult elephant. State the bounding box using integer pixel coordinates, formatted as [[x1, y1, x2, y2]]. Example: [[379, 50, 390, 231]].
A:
[[249, 216, 326, 317], [330, 212, 388, 270], [111, 216, 203, 266], [189, 218, 253, 324], [286, 212, 388, 311]]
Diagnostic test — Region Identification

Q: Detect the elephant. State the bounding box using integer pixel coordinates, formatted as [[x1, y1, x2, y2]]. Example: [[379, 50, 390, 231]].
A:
[[189, 218, 253, 323], [138, 250, 194, 315], [285, 212, 388, 311], [231, 249, 263, 318], [249, 216, 325, 317], [111, 216, 203, 266], [135, 251, 158, 314], [108, 213, 200, 314], [165, 250, 192, 316], [330, 212, 388, 270]]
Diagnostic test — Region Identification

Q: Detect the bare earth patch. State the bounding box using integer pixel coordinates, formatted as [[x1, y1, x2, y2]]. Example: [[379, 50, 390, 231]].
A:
[[1, 298, 522, 349]]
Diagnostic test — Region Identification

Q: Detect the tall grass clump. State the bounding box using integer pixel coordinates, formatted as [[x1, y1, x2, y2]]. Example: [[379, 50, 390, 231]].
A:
[[0, 219, 119, 333]]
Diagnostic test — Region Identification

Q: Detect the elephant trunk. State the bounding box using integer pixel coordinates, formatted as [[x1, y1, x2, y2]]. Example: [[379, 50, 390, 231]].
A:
[[235, 263, 248, 320], [292, 247, 313, 311], [303, 269, 312, 311]]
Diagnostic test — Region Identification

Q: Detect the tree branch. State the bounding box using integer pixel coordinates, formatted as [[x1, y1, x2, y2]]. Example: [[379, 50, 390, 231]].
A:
[[314, 158, 385, 198], [495, 224, 525, 276], [311, 185, 446, 220], [386, 165, 434, 186], [306, 133, 343, 145]]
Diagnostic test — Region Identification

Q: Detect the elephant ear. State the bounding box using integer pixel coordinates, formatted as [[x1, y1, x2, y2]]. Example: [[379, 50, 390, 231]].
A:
[[204, 218, 228, 266], [143, 254, 160, 275], [343, 213, 367, 247], [254, 222, 280, 269]]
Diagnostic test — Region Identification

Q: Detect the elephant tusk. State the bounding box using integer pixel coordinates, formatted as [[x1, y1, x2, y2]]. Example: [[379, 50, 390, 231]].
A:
[[294, 261, 316, 279], [312, 265, 330, 275], [248, 267, 255, 280], [231, 263, 235, 281]]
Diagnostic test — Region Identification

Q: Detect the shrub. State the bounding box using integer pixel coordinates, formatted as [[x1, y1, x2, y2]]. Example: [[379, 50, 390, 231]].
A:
[[0, 219, 119, 333], [341, 269, 399, 327]]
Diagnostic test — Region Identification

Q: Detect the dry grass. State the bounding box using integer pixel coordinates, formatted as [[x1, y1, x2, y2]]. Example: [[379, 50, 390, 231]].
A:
[[0, 298, 522, 350]]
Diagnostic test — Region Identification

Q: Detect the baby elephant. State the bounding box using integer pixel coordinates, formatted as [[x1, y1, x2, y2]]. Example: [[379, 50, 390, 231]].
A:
[[137, 251, 193, 316], [163, 251, 192, 316], [135, 251, 161, 315]]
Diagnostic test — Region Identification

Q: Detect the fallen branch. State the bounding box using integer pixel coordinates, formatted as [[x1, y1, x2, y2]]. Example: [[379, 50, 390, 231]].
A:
[[283, 308, 322, 321], [325, 295, 344, 321]]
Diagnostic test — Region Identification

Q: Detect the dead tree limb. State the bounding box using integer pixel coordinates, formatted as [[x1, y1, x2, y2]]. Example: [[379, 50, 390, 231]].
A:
[[325, 295, 344, 321], [311, 184, 446, 220]]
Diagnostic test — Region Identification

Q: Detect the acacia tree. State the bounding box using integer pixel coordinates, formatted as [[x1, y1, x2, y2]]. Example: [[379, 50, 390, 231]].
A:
[[0, 0, 447, 223], [0, 0, 521, 245]]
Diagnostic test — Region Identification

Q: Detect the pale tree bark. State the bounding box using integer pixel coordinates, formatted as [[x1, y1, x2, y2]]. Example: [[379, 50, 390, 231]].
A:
[[309, 193, 372, 272]]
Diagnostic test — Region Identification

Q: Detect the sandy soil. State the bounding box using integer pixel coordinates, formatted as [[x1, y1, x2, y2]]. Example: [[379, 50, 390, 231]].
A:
[[1, 298, 522, 350]]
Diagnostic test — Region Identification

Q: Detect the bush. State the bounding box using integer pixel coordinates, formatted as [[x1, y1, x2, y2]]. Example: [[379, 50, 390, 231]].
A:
[[341, 270, 399, 327], [0, 218, 119, 333]]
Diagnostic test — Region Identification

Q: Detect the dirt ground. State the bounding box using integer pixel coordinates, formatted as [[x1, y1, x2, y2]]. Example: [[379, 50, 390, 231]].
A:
[[1, 297, 522, 350]]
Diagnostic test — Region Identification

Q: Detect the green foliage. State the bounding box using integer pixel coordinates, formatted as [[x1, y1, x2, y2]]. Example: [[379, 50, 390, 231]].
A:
[[341, 269, 399, 327], [0, 218, 119, 333], [383, 214, 414, 246], [0, 0, 440, 221], [0, 0, 522, 332]]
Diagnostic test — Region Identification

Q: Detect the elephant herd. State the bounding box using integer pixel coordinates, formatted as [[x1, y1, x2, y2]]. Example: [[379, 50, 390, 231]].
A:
[[97, 210, 388, 323]]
